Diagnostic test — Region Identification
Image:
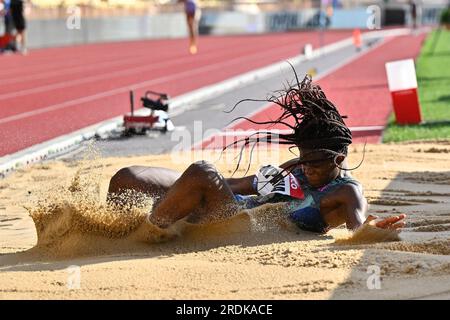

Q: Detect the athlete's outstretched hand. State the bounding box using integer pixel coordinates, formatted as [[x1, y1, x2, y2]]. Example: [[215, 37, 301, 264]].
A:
[[364, 214, 406, 230]]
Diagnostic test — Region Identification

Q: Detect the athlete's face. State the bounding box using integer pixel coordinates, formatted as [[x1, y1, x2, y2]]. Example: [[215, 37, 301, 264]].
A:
[[298, 148, 345, 188]]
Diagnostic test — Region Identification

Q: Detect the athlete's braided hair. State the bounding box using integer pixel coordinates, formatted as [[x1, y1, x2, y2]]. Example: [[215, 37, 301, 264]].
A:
[[223, 64, 356, 177]]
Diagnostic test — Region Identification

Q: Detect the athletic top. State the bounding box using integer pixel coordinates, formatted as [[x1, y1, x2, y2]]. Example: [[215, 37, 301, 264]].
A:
[[234, 166, 362, 233], [289, 167, 362, 209], [3, 0, 11, 11], [184, 0, 197, 16]]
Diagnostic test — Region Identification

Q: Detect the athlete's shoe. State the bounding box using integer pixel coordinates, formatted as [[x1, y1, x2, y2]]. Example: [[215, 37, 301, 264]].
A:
[[189, 44, 198, 55]]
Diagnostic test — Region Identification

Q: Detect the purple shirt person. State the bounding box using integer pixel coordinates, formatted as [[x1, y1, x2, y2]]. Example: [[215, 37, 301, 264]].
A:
[[179, 0, 200, 54]]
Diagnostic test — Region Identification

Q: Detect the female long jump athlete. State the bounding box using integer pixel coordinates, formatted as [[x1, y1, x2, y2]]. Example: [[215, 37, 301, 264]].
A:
[[107, 74, 406, 234]]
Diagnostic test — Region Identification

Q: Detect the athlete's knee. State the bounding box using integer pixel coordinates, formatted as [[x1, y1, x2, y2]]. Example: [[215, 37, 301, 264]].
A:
[[186, 161, 220, 180], [108, 166, 137, 193], [188, 160, 216, 172]]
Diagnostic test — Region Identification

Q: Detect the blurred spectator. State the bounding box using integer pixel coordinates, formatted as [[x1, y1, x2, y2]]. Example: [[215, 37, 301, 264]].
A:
[[2, 0, 14, 34], [0, 0, 17, 53], [179, 0, 201, 54], [10, 0, 27, 54], [410, 0, 418, 29], [325, 3, 334, 28]]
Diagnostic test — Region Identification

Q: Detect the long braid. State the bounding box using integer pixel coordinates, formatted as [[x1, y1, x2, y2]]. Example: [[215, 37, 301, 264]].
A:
[[223, 65, 354, 179]]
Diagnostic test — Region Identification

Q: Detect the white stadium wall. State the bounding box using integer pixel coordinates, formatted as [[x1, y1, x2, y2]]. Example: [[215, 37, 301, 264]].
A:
[[0, 5, 445, 49]]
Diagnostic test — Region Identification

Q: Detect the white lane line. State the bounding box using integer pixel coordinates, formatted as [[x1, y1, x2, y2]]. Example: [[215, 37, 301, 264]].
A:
[[0, 40, 307, 101], [0, 51, 170, 87], [0, 43, 188, 83], [0, 39, 254, 99], [1, 36, 270, 85], [0, 54, 207, 100], [0, 40, 335, 125], [1, 28, 409, 120], [0, 28, 410, 177]]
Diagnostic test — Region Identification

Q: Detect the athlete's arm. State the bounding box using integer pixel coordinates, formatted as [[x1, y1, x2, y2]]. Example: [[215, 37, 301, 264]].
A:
[[320, 185, 406, 231], [319, 184, 368, 230], [225, 175, 256, 195]]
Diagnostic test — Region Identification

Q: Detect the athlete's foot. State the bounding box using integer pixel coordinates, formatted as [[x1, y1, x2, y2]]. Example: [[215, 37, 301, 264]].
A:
[[19, 48, 28, 55], [364, 214, 406, 230], [189, 44, 198, 55], [147, 213, 172, 229]]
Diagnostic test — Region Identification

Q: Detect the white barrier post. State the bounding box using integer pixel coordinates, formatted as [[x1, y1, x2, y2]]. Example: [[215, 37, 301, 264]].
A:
[[385, 59, 422, 124], [304, 43, 313, 60]]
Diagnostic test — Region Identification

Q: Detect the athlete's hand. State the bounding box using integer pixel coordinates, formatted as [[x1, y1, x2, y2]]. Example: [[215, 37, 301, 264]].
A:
[[364, 214, 406, 230]]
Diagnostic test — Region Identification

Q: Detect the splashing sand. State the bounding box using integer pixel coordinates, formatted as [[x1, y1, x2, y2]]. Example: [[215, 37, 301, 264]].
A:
[[382, 239, 450, 255], [26, 165, 183, 258], [21, 142, 404, 259], [334, 224, 401, 245], [2, 142, 450, 299], [27, 169, 398, 259], [24, 162, 298, 258]]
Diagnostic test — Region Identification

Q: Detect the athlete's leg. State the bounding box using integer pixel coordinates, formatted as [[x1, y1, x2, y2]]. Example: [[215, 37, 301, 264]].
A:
[[108, 166, 182, 203], [149, 161, 238, 228], [186, 14, 197, 54], [16, 30, 26, 53]]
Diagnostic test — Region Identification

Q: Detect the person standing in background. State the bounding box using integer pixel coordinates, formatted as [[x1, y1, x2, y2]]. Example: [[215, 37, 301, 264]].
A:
[[410, 0, 418, 29], [2, 0, 14, 35], [10, 0, 27, 54], [0, 0, 17, 53], [325, 2, 334, 28], [179, 0, 200, 54]]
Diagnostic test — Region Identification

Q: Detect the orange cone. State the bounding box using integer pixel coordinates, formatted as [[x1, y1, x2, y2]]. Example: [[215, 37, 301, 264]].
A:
[[353, 29, 362, 51]]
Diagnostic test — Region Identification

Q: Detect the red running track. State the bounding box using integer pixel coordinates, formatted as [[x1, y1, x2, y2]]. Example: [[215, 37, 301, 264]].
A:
[[199, 32, 426, 149], [0, 31, 353, 157]]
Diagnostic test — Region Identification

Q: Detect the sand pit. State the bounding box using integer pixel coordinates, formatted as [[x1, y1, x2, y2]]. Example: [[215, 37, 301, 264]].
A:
[[1, 141, 450, 299]]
